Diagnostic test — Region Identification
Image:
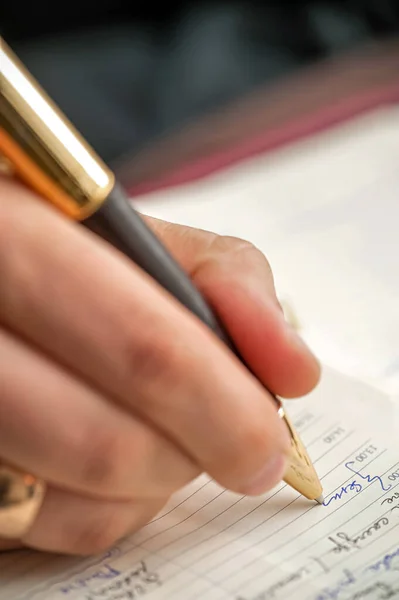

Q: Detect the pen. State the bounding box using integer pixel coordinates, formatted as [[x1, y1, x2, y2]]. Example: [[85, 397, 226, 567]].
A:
[[0, 39, 324, 512]]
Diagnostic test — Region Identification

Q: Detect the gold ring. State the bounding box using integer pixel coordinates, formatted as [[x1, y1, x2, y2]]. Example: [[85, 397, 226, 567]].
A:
[[0, 463, 45, 539]]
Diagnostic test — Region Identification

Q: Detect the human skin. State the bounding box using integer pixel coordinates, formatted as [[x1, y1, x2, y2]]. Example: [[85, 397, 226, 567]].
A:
[[0, 177, 320, 554]]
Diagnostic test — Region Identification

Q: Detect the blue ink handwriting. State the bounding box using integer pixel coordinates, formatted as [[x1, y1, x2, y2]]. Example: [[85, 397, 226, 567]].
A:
[[345, 462, 392, 493], [323, 462, 392, 507], [60, 564, 121, 594], [366, 546, 399, 574], [315, 569, 356, 600], [323, 482, 362, 507]]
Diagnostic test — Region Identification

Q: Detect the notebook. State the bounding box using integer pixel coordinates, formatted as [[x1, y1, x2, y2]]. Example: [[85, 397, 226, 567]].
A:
[[1, 368, 398, 600], [1, 103, 398, 600]]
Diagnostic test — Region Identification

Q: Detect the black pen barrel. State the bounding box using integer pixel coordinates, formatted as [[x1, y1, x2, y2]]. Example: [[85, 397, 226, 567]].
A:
[[84, 183, 234, 349]]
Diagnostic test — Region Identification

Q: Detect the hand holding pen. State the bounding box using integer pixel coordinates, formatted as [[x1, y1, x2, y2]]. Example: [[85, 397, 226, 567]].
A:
[[0, 40, 321, 555]]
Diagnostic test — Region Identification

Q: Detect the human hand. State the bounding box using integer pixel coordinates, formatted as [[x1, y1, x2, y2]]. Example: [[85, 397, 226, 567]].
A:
[[0, 177, 320, 555]]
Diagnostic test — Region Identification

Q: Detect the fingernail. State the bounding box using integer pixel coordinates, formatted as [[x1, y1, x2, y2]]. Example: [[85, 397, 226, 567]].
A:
[[242, 454, 287, 496]]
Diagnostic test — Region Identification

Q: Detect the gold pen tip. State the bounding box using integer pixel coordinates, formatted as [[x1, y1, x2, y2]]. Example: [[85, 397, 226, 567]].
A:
[[315, 494, 325, 505]]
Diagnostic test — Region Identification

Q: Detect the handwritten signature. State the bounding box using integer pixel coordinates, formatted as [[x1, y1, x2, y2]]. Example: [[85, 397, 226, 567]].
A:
[[323, 462, 392, 507]]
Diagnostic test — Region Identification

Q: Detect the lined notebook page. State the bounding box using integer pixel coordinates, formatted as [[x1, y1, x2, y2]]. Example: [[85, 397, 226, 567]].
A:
[[1, 368, 398, 600]]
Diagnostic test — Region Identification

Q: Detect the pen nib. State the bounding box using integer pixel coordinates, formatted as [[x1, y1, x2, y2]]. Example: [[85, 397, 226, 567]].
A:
[[279, 406, 324, 502]]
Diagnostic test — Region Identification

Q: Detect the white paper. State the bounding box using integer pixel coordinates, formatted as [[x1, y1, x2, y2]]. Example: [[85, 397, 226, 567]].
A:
[[1, 368, 399, 600]]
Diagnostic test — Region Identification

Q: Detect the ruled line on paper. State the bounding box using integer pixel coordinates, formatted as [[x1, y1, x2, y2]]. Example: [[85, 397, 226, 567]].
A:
[[133, 410, 327, 550], [138, 417, 328, 553], [299, 529, 399, 600], [2, 369, 399, 600], [147, 478, 213, 525], [218, 455, 396, 587], [232, 466, 399, 596], [63, 434, 378, 600], [0, 432, 366, 596], [143, 441, 391, 598], [143, 441, 398, 599], [149, 432, 366, 567], [1, 412, 323, 599], [299, 537, 399, 600]]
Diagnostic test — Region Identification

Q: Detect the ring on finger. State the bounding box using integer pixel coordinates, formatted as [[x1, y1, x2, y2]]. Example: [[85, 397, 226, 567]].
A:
[[0, 462, 46, 539]]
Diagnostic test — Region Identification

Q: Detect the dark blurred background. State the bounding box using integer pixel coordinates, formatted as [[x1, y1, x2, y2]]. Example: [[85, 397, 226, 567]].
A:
[[2, 1, 399, 166]]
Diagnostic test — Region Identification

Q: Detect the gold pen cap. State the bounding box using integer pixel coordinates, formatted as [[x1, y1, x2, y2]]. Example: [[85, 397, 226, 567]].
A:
[[0, 37, 114, 220]]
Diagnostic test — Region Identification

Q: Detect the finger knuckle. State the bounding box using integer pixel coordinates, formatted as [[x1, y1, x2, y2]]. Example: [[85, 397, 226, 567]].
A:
[[212, 234, 257, 255], [78, 426, 127, 494], [78, 421, 155, 496], [125, 322, 186, 396], [210, 235, 271, 270]]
